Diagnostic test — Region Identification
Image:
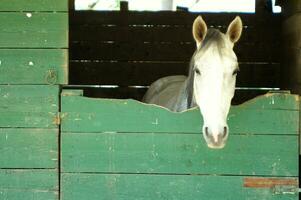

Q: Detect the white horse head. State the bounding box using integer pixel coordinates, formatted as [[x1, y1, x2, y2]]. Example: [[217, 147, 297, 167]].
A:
[[192, 16, 243, 149]]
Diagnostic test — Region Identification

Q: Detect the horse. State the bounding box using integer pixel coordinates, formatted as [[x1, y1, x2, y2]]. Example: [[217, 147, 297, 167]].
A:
[[142, 16, 243, 149]]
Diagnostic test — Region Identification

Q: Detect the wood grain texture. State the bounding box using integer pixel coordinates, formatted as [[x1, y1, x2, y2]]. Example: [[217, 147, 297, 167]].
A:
[[0, 85, 59, 128], [0, 0, 68, 11], [61, 91, 299, 134], [0, 128, 58, 168], [0, 13, 67, 48], [61, 173, 299, 200], [61, 132, 298, 176], [0, 169, 58, 200], [0, 49, 68, 84]]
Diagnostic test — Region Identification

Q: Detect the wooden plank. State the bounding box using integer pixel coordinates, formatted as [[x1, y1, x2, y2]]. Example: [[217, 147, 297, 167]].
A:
[[70, 41, 281, 62], [61, 174, 299, 200], [282, 47, 301, 94], [283, 13, 301, 48], [70, 11, 280, 26], [0, 128, 58, 168], [70, 25, 280, 43], [0, 169, 58, 200], [0, 13, 68, 48], [0, 0, 68, 12], [61, 132, 298, 176], [0, 49, 68, 84], [69, 61, 280, 87], [0, 85, 59, 128], [61, 92, 299, 134], [282, 13, 301, 93], [76, 87, 271, 105]]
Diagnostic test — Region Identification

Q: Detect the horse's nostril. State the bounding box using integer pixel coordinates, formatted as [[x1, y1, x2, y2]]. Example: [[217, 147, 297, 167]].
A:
[[222, 126, 227, 138]]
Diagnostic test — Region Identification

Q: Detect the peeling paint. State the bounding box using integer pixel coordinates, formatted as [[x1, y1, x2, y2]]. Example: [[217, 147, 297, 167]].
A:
[[152, 118, 159, 125], [26, 13, 32, 18]]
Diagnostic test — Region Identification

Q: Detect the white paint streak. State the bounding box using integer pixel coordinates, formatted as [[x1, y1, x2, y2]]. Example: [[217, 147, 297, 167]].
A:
[[26, 13, 32, 18], [152, 118, 159, 125], [29, 61, 34, 66]]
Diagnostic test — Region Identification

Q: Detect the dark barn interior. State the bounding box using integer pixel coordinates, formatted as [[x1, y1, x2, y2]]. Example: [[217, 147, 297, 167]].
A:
[[68, 0, 299, 104]]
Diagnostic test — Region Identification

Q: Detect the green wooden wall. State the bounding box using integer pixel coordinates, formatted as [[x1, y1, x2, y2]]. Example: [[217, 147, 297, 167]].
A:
[[0, 1, 68, 84], [0, 1, 299, 199], [0, 1, 68, 199], [60, 90, 299, 200]]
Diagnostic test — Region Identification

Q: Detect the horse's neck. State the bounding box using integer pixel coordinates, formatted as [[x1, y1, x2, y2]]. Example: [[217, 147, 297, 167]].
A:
[[174, 78, 196, 112]]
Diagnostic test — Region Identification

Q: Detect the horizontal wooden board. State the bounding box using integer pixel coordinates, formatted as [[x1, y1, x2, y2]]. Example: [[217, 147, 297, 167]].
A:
[[0, 169, 58, 200], [70, 25, 280, 44], [61, 132, 298, 176], [70, 11, 281, 26], [61, 174, 299, 200], [78, 87, 271, 105], [0, 85, 59, 128], [61, 91, 299, 134], [70, 41, 280, 62], [69, 61, 280, 87], [0, 13, 67, 48], [0, 49, 68, 84], [0, 0, 68, 11], [0, 128, 58, 168]]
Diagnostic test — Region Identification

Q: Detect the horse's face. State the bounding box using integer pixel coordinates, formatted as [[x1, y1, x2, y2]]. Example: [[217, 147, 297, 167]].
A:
[[192, 16, 242, 149]]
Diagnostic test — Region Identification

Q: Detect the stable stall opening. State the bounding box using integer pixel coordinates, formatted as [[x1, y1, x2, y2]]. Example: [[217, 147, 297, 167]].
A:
[[68, 0, 282, 104]]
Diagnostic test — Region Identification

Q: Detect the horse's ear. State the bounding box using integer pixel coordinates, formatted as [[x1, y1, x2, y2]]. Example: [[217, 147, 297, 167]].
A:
[[192, 16, 207, 47], [226, 16, 243, 43]]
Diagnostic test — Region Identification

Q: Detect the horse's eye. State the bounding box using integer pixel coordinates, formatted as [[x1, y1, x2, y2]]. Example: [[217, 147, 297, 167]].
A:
[[194, 68, 201, 75], [232, 68, 239, 76]]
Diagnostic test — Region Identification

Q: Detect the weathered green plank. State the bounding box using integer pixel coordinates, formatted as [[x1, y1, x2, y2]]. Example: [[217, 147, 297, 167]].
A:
[[0, 169, 58, 200], [236, 92, 299, 110], [0, 128, 58, 168], [61, 92, 299, 134], [0, 13, 67, 48], [61, 173, 299, 200], [0, 190, 57, 200], [0, 49, 68, 84], [61, 133, 298, 176], [0, 0, 68, 12], [0, 85, 59, 112], [0, 85, 59, 128]]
